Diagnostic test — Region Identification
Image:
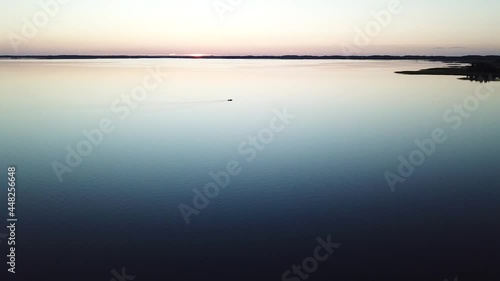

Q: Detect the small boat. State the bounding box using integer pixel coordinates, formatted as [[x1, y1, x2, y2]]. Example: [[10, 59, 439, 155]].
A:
[[227, 99, 233, 102]]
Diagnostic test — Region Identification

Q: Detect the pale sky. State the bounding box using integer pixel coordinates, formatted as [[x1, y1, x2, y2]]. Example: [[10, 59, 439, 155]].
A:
[[1, 0, 499, 56]]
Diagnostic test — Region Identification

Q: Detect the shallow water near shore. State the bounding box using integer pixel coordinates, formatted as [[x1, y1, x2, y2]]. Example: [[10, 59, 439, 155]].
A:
[[1, 59, 499, 280]]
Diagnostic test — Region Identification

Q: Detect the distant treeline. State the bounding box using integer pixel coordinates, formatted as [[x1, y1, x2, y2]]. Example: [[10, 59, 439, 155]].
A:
[[1, 54, 499, 63]]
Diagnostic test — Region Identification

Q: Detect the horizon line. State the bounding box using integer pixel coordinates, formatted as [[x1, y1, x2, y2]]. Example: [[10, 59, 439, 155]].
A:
[[1, 54, 500, 62]]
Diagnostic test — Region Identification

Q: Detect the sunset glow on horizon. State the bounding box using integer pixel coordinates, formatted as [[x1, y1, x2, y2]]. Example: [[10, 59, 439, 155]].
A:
[[1, 0, 499, 56]]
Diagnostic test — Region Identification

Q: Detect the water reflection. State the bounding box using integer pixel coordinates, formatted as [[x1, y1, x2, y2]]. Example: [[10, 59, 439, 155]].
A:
[[1, 59, 500, 281]]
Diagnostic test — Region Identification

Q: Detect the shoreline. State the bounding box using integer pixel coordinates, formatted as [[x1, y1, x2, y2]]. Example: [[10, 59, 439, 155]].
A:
[[0, 55, 499, 63], [396, 64, 500, 82]]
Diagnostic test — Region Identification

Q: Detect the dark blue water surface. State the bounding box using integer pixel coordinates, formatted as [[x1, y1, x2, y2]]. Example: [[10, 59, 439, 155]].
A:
[[0, 59, 499, 281]]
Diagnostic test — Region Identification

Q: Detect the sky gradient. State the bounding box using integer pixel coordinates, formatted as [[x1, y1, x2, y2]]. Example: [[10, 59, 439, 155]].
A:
[[1, 0, 499, 56]]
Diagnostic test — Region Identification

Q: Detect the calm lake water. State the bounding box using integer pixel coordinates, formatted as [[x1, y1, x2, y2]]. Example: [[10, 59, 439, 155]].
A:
[[0, 59, 499, 281]]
